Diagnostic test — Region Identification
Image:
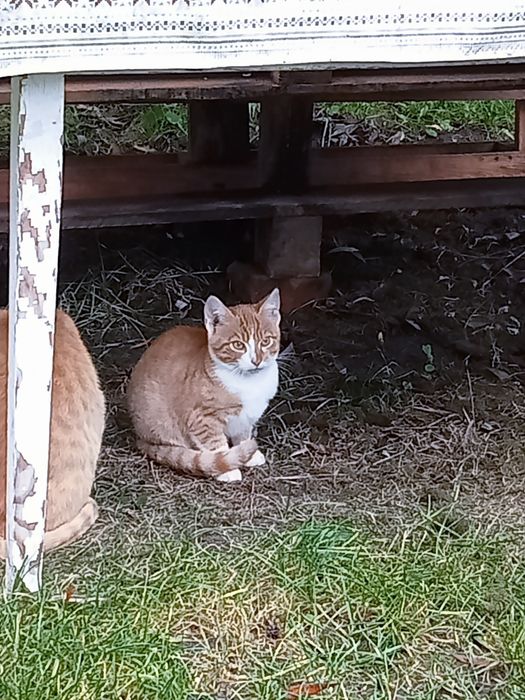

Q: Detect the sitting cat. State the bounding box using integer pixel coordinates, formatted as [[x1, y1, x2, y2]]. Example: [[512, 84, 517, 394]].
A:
[[0, 308, 105, 557], [127, 289, 281, 482]]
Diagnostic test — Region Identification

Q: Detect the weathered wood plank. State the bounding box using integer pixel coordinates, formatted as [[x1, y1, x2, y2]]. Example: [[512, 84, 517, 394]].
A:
[[0, 154, 259, 203], [258, 97, 313, 192], [256, 96, 320, 278], [2, 65, 525, 104], [188, 100, 250, 164], [310, 148, 525, 185], [1, 178, 525, 231], [6, 74, 64, 593], [48, 178, 525, 223], [59, 155, 257, 200], [516, 101, 525, 152], [0, 73, 275, 104], [0, 142, 522, 210]]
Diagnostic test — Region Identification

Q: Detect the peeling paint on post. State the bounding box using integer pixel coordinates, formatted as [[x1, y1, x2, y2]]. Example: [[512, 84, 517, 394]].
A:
[[6, 74, 65, 593]]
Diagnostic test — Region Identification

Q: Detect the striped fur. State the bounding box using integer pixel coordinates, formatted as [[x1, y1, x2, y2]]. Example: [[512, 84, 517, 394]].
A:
[[0, 309, 105, 553], [136, 438, 257, 477], [0, 498, 98, 560]]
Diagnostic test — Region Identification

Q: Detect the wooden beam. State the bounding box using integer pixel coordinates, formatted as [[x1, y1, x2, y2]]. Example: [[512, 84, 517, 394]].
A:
[[256, 96, 321, 279], [310, 147, 525, 185], [287, 65, 525, 101], [6, 74, 64, 593], [2, 65, 525, 104], [0, 154, 260, 202], [0, 142, 520, 206], [1, 178, 525, 231], [0, 140, 520, 218], [188, 100, 250, 164], [258, 97, 313, 192], [0, 73, 276, 105], [0, 141, 524, 235], [282, 71, 334, 84], [516, 101, 525, 152]]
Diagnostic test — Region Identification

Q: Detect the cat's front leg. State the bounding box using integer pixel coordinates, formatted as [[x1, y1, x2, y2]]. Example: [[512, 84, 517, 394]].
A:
[[245, 424, 266, 465], [226, 430, 266, 469], [239, 422, 266, 467], [226, 414, 265, 467], [225, 412, 251, 445]]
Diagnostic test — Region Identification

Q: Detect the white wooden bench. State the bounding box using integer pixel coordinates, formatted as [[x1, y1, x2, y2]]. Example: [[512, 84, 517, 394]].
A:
[[2, 0, 525, 592]]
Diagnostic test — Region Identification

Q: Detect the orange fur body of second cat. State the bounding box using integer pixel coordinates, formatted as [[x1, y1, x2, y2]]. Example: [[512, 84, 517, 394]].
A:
[[0, 309, 105, 556]]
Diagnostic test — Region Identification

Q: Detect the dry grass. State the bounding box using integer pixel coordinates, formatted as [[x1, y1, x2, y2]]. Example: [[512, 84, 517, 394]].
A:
[[52, 250, 525, 548]]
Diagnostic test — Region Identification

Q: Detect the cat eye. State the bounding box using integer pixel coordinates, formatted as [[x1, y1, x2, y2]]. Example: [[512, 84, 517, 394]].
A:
[[260, 336, 274, 348], [231, 340, 245, 352]]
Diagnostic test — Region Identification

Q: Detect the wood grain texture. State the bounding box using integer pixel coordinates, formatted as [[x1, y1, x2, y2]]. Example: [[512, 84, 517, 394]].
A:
[[516, 101, 525, 152], [189, 100, 250, 164], [1, 65, 525, 103]]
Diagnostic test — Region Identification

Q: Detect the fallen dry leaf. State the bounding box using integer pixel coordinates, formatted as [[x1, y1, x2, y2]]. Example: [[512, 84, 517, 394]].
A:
[[64, 583, 76, 603], [486, 367, 512, 382], [452, 652, 501, 671], [287, 682, 333, 698]]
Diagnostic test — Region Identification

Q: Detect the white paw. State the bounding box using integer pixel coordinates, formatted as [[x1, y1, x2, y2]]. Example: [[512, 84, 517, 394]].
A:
[[216, 468, 243, 483], [246, 449, 266, 467]]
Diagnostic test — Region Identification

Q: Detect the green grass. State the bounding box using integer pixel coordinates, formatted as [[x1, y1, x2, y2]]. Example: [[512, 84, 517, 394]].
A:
[[320, 100, 515, 139], [63, 103, 189, 155], [2, 514, 525, 699]]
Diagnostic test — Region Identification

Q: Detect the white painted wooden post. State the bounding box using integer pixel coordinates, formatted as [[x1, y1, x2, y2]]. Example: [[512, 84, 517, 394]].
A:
[[6, 74, 65, 593]]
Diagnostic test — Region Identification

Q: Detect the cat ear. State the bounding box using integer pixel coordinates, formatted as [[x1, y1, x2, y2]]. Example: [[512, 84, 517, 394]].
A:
[[259, 288, 281, 320], [204, 295, 231, 334]]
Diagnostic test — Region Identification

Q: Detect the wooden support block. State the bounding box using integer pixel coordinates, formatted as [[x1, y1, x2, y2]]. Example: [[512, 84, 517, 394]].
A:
[[227, 261, 331, 314], [6, 74, 65, 594], [258, 96, 313, 192], [516, 101, 525, 152], [189, 100, 250, 164], [255, 216, 322, 278], [255, 97, 320, 285]]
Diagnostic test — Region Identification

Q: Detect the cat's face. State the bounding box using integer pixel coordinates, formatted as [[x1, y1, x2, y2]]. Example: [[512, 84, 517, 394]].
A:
[[204, 289, 281, 372]]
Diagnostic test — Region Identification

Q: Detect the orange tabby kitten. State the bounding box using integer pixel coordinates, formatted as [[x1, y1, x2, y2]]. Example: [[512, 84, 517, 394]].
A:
[[0, 308, 105, 556], [127, 289, 281, 482]]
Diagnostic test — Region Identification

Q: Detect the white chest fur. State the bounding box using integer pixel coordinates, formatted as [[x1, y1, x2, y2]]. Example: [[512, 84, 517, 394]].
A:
[[214, 360, 279, 441]]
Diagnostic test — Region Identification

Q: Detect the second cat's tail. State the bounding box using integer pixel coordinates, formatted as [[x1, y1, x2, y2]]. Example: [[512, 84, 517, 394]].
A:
[[137, 438, 257, 477], [0, 498, 98, 560]]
